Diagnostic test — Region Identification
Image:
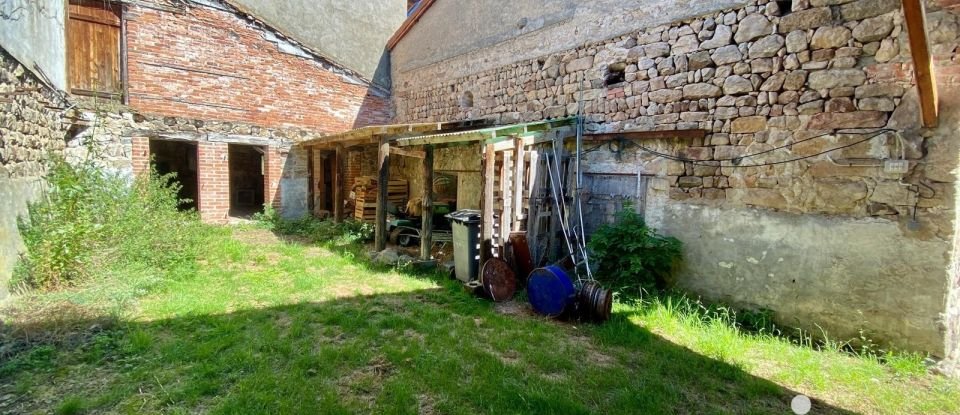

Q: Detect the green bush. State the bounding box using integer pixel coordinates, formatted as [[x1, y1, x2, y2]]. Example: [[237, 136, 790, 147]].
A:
[[254, 206, 374, 244], [13, 159, 206, 291], [587, 209, 682, 297]]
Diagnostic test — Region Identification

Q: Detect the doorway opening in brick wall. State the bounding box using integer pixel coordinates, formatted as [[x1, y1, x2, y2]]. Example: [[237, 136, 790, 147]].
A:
[[149, 139, 199, 211], [228, 144, 266, 218]]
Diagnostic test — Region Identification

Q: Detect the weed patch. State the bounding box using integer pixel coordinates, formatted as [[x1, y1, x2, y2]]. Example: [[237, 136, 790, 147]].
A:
[[13, 159, 210, 291]]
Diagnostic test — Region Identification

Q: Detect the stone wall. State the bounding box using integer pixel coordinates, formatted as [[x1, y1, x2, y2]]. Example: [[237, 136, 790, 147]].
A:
[[391, 0, 960, 361], [0, 48, 69, 300]]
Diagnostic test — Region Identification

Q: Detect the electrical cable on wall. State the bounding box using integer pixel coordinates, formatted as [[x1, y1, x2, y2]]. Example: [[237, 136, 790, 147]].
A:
[[586, 128, 896, 169]]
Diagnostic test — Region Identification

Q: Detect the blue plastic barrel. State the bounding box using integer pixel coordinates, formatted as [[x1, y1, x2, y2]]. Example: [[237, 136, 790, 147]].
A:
[[527, 266, 576, 317]]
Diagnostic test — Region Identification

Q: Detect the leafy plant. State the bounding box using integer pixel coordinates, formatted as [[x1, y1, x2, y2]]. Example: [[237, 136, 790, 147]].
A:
[[13, 157, 207, 291], [587, 209, 682, 297]]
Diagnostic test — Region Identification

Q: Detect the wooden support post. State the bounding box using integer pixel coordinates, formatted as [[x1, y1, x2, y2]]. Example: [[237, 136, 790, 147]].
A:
[[902, 0, 939, 127], [513, 138, 526, 232], [481, 143, 496, 265], [375, 137, 390, 251], [420, 145, 434, 260], [333, 144, 345, 222], [501, 149, 514, 242]]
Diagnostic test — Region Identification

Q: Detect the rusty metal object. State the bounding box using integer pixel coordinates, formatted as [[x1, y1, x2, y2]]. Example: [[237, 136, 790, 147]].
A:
[[508, 232, 534, 282], [579, 281, 613, 322], [480, 258, 517, 302]]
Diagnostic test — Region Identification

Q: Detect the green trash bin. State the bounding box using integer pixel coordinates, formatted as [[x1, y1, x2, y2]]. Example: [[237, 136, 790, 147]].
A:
[[446, 210, 482, 282]]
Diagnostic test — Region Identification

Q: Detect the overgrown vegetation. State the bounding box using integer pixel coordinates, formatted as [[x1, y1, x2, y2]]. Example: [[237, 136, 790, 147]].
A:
[[588, 209, 682, 297], [12, 159, 207, 291], [253, 204, 374, 244]]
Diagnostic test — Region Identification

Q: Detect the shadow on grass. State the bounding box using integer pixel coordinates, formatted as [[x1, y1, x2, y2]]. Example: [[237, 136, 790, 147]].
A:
[[1, 285, 857, 414]]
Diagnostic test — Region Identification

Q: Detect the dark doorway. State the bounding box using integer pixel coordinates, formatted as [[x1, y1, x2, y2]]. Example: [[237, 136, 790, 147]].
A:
[[229, 144, 266, 218], [320, 155, 335, 212], [150, 139, 198, 211]]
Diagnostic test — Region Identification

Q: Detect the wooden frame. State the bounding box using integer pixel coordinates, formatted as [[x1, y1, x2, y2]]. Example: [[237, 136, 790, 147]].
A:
[[902, 0, 939, 128]]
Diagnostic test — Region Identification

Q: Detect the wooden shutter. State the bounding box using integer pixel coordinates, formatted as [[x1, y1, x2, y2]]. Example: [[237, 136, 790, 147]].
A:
[[68, 0, 122, 98]]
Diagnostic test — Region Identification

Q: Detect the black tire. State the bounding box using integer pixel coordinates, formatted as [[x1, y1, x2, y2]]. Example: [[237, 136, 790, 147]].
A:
[[397, 229, 419, 247]]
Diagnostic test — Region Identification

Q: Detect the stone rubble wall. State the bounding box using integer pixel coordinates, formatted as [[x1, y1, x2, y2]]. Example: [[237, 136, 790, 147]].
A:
[[394, 0, 960, 227], [392, 0, 960, 360], [0, 48, 70, 300]]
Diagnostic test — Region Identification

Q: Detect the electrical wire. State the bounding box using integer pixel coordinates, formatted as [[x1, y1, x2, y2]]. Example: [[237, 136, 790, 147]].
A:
[[631, 129, 895, 168]]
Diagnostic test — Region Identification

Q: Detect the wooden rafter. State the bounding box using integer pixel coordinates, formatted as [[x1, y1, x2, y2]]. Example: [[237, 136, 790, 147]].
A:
[[902, 0, 939, 128], [300, 119, 491, 148], [394, 118, 576, 147]]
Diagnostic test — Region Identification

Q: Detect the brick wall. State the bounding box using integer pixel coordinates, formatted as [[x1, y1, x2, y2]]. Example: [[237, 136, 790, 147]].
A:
[[131, 137, 150, 177], [264, 146, 284, 211], [124, 1, 392, 132], [197, 141, 229, 222]]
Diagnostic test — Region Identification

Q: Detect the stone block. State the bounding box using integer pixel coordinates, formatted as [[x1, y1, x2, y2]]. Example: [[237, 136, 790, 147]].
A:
[[786, 30, 809, 53], [808, 69, 867, 89], [566, 56, 595, 72], [683, 83, 723, 99], [840, 0, 900, 21], [857, 97, 895, 112], [723, 76, 754, 95], [855, 84, 904, 98], [853, 15, 894, 43], [735, 14, 774, 43], [807, 111, 888, 129], [649, 88, 682, 103], [711, 45, 743, 66], [749, 34, 785, 59], [732, 116, 768, 133], [779, 7, 832, 33], [811, 26, 852, 50]]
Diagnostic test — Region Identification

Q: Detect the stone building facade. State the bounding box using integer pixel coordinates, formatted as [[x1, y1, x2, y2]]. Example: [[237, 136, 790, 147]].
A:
[[390, 0, 960, 368], [0, 49, 70, 300], [0, 0, 402, 296]]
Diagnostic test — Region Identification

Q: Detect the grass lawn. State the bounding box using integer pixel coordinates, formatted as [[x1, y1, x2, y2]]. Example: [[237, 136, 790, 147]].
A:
[[2, 226, 958, 414]]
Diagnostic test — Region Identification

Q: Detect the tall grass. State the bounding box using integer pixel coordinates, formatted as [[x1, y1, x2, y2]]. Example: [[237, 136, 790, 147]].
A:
[[12, 158, 209, 292]]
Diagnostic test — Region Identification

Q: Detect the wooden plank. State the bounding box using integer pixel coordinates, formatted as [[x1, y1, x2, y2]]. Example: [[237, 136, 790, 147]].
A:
[[902, 0, 939, 128], [375, 138, 391, 251], [421, 146, 434, 260], [397, 131, 493, 147], [481, 143, 496, 265], [391, 147, 426, 159], [501, 151, 514, 243], [513, 138, 526, 231], [68, 0, 122, 97], [334, 144, 344, 222], [492, 139, 515, 152]]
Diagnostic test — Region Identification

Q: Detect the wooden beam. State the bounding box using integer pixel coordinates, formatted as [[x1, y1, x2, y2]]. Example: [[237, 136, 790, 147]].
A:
[[513, 138, 526, 231], [902, 0, 939, 128], [420, 146, 434, 260], [333, 144, 345, 222], [501, 150, 514, 244], [480, 143, 496, 266], [390, 147, 426, 159], [375, 138, 391, 251]]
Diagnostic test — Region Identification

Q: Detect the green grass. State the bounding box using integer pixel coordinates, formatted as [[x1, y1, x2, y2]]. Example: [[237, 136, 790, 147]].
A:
[[2, 226, 958, 414]]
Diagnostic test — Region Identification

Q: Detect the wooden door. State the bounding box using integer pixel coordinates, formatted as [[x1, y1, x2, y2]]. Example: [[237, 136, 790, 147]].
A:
[[580, 173, 649, 238], [68, 0, 122, 98]]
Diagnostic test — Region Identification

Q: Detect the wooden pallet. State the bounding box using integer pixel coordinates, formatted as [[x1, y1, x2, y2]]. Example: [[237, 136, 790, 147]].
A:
[[353, 177, 408, 222]]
